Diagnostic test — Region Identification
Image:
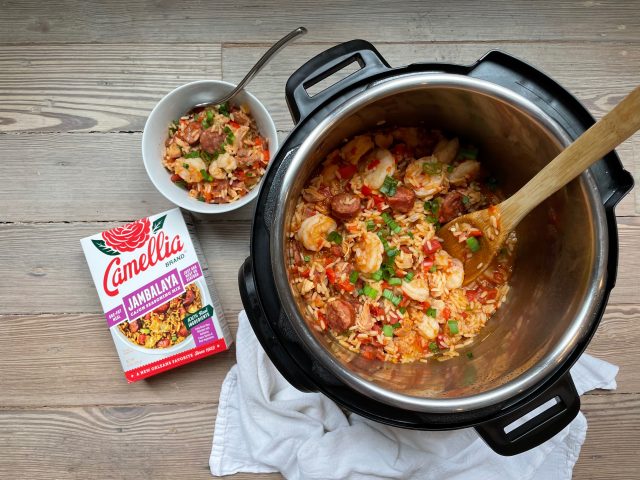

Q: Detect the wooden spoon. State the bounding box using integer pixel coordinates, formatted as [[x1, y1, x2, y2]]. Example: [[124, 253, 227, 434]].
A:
[[440, 85, 640, 286]]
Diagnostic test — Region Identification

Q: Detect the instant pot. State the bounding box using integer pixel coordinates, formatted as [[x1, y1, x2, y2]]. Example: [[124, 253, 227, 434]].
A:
[[238, 40, 633, 455]]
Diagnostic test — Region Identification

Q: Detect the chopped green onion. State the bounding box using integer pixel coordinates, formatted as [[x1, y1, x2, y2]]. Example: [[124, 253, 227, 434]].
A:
[[303, 255, 310, 262], [426, 307, 437, 318], [174, 180, 187, 189], [429, 342, 439, 353], [386, 248, 399, 258], [183, 151, 200, 159], [424, 200, 439, 214], [171, 334, 178, 342], [182, 162, 190, 169], [466, 237, 480, 252], [356, 288, 364, 296], [218, 102, 230, 116], [140, 328, 150, 334], [206, 109, 214, 123], [327, 231, 343, 244], [422, 161, 442, 174], [381, 212, 402, 234], [382, 324, 394, 337], [459, 146, 478, 159], [403, 272, 414, 282], [447, 164, 454, 173], [377, 231, 390, 250], [388, 277, 402, 286], [371, 270, 383, 281], [462, 195, 470, 206], [200, 169, 213, 182], [448, 320, 459, 334], [382, 289, 402, 306], [379, 175, 398, 197], [392, 322, 401, 329], [399, 307, 407, 314], [466, 351, 474, 359], [224, 125, 235, 144], [425, 215, 438, 224], [201, 119, 210, 129], [197, 195, 205, 202], [363, 284, 378, 299], [429, 265, 437, 273], [366, 219, 376, 231], [200, 150, 213, 164], [349, 270, 359, 284], [407, 231, 414, 239]]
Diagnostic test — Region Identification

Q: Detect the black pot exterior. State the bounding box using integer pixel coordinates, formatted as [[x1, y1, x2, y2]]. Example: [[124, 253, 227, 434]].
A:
[[239, 41, 633, 455]]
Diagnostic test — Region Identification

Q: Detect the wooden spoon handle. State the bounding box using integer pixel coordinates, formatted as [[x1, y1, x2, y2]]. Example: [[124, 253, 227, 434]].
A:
[[501, 85, 640, 228]]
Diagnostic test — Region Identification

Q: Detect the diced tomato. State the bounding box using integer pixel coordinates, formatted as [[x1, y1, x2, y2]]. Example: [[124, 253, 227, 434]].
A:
[[436, 334, 447, 349], [399, 297, 410, 308], [461, 311, 468, 319], [170, 174, 181, 182], [262, 150, 270, 162], [422, 258, 434, 274], [488, 205, 498, 215], [375, 350, 386, 361], [326, 268, 336, 284], [469, 230, 483, 237], [361, 185, 373, 196], [254, 137, 263, 146], [442, 307, 451, 321], [423, 239, 442, 255], [381, 281, 390, 291], [323, 256, 334, 266], [137, 334, 147, 345], [229, 120, 240, 129], [361, 347, 376, 360], [485, 288, 498, 300], [420, 301, 431, 311], [340, 281, 355, 293], [370, 305, 384, 316], [299, 268, 310, 278], [367, 158, 381, 170], [338, 164, 357, 179], [465, 288, 479, 302], [392, 143, 407, 156]]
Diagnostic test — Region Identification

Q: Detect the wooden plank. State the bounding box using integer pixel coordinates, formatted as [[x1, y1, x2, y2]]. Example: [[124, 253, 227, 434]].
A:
[[0, 44, 221, 133], [0, 303, 638, 408], [0, 0, 638, 44], [0, 402, 282, 480], [0, 219, 638, 315], [0, 394, 636, 479]]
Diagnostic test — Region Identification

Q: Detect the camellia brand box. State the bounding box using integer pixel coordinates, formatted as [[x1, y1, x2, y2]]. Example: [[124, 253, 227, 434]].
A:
[[80, 208, 232, 382]]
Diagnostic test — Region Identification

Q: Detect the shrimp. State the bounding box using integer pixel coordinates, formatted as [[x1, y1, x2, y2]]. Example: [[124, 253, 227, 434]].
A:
[[165, 142, 181, 159], [175, 156, 207, 183], [296, 213, 337, 251], [416, 314, 439, 340], [374, 132, 393, 149], [444, 258, 465, 289], [449, 160, 481, 186], [401, 277, 430, 302], [394, 249, 414, 270], [404, 156, 446, 199], [341, 135, 374, 164], [353, 232, 384, 273], [433, 137, 459, 164], [216, 152, 238, 173], [356, 303, 375, 331], [362, 148, 396, 190], [208, 161, 227, 180]]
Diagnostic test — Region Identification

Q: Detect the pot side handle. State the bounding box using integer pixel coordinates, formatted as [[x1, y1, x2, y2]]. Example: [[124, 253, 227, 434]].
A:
[[238, 257, 317, 392], [474, 373, 580, 456], [285, 39, 391, 124]]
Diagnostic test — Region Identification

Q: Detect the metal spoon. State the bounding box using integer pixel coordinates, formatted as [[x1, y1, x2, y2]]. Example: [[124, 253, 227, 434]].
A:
[[194, 26, 308, 108]]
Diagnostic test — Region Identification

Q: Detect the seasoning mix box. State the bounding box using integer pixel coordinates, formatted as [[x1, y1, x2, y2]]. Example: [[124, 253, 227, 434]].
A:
[[81, 208, 232, 382]]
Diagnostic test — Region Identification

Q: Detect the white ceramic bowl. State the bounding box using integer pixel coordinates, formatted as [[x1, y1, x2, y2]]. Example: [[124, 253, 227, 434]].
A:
[[142, 80, 279, 213]]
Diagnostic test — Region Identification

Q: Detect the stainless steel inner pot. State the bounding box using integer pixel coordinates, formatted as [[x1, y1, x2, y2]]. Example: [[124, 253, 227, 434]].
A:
[[271, 74, 607, 413]]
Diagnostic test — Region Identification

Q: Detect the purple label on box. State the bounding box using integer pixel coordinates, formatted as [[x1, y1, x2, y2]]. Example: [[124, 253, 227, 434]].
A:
[[191, 318, 218, 346], [180, 262, 202, 285], [122, 268, 184, 321], [105, 304, 128, 327]]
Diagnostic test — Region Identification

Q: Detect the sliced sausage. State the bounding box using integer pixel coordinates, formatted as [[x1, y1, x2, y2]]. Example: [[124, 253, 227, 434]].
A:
[[128, 319, 140, 333], [387, 186, 415, 213], [182, 121, 202, 144], [183, 289, 195, 307], [438, 191, 466, 224], [156, 338, 171, 348], [200, 130, 226, 153], [330, 193, 361, 221], [325, 299, 356, 331], [153, 302, 170, 314], [178, 326, 189, 337]]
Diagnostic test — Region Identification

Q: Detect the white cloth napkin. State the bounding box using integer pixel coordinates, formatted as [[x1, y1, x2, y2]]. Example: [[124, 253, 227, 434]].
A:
[[210, 311, 618, 480]]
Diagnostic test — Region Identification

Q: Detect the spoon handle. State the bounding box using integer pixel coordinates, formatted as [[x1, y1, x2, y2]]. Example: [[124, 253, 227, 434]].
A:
[[216, 27, 307, 105], [501, 85, 640, 228]]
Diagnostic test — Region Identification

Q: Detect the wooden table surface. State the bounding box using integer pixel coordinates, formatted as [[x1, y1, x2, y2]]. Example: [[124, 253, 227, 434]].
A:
[[1, 1, 638, 478]]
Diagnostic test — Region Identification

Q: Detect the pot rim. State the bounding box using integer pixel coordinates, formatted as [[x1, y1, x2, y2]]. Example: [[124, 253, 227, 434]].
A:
[[271, 73, 607, 413]]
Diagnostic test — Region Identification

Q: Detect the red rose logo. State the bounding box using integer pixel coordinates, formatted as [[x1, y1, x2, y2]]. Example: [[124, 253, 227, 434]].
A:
[[102, 217, 151, 253]]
